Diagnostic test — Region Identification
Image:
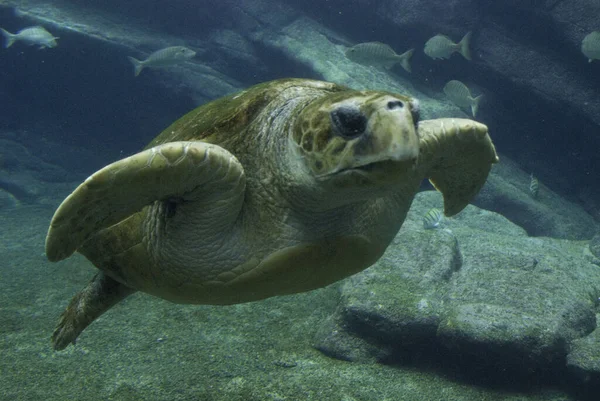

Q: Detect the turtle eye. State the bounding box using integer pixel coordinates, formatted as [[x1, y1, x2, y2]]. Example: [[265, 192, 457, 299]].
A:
[[330, 106, 367, 140]]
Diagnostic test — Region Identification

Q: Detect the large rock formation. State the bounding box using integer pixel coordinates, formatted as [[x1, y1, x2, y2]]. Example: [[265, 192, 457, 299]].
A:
[[315, 191, 600, 393]]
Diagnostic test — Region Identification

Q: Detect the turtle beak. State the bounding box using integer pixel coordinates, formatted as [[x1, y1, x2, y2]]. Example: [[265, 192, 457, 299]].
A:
[[364, 96, 419, 164]]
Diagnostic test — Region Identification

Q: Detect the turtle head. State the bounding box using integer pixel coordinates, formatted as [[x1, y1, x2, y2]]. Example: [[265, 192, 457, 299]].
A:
[[291, 90, 420, 193]]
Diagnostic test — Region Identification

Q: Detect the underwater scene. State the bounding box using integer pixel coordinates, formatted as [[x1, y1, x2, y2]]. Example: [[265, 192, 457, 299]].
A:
[[1, 1, 600, 400]]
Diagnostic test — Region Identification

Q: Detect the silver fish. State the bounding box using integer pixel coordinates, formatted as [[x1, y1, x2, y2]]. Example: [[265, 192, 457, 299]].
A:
[[128, 46, 197, 77], [423, 208, 444, 229], [346, 42, 414, 72], [0, 26, 58, 49], [424, 32, 471, 60], [529, 173, 539, 198], [581, 31, 600, 63], [443, 80, 483, 118]]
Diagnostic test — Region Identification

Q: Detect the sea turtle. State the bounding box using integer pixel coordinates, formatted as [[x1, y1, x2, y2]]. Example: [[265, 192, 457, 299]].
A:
[[45, 78, 498, 350]]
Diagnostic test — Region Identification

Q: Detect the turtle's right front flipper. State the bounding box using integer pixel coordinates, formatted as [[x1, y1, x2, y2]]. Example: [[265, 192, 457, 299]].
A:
[[45, 141, 246, 262], [417, 118, 498, 216]]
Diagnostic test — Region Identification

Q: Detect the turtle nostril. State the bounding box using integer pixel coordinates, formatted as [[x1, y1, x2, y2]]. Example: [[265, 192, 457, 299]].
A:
[[330, 106, 367, 139], [387, 100, 404, 110]]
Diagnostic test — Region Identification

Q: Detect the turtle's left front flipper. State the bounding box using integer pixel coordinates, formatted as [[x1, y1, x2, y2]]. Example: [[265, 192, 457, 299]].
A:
[[417, 118, 498, 216]]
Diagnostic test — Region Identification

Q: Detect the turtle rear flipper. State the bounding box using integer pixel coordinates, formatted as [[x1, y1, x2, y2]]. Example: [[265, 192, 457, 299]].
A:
[[45, 141, 246, 262], [417, 118, 498, 216], [52, 272, 135, 350]]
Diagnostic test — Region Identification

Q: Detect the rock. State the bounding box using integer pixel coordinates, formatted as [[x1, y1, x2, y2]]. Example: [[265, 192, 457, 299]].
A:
[[315, 191, 600, 387], [207, 29, 265, 79], [0, 188, 19, 208], [589, 234, 600, 259], [258, 17, 458, 120], [0, 137, 85, 206], [474, 157, 597, 240], [567, 321, 600, 393]]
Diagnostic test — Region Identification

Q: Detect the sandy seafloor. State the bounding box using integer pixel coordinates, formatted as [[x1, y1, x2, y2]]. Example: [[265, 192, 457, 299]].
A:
[[0, 199, 578, 401]]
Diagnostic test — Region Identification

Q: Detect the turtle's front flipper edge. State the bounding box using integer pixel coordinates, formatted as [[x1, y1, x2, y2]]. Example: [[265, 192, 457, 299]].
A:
[[417, 118, 498, 216], [52, 272, 136, 350], [45, 141, 245, 262]]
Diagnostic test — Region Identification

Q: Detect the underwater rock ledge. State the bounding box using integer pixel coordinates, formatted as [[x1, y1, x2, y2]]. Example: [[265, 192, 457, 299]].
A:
[[315, 191, 600, 394]]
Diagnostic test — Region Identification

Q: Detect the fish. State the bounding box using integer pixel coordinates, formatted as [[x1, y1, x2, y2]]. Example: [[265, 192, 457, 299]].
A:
[[345, 42, 414, 72], [581, 31, 600, 63], [423, 208, 444, 229], [424, 32, 471, 60], [0, 26, 58, 49], [529, 173, 539, 198], [127, 46, 197, 77], [443, 80, 483, 118]]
